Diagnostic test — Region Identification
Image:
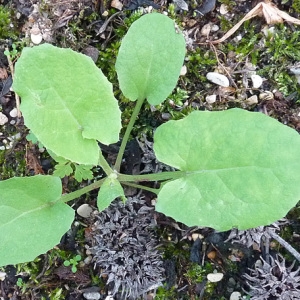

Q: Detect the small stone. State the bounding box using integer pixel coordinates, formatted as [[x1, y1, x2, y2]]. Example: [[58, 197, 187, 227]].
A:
[[31, 27, 43, 45], [180, 65, 187, 76], [0, 271, 6, 281], [0, 112, 8, 125], [84, 255, 92, 264], [262, 26, 276, 37], [173, 0, 189, 11], [82, 46, 100, 63], [201, 23, 212, 36], [219, 4, 229, 14], [9, 108, 18, 118], [251, 74, 263, 88], [259, 91, 274, 101], [77, 204, 93, 218], [161, 112, 171, 120], [31, 33, 43, 45], [211, 24, 219, 32], [191, 233, 204, 241], [207, 272, 224, 282], [206, 94, 217, 104], [111, 0, 123, 10], [245, 95, 258, 105], [83, 292, 101, 300], [289, 65, 300, 75], [230, 292, 241, 300], [206, 72, 229, 87]]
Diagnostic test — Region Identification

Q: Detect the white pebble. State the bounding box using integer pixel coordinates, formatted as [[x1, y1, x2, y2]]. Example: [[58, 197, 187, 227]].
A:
[[83, 292, 101, 300], [30, 27, 43, 45], [84, 256, 92, 264], [207, 272, 224, 282], [180, 65, 187, 76], [219, 4, 229, 14], [0, 112, 8, 125], [0, 271, 6, 281], [211, 24, 219, 32], [230, 292, 241, 300], [262, 26, 276, 37], [9, 108, 18, 118], [251, 74, 263, 88], [206, 72, 229, 87], [110, 0, 123, 10], [245, 95, 258, 105], [77, 204, 93, 218], [206, 94, 217, 104], [31, 33, 43, 45], [201, 23, 212, 36]]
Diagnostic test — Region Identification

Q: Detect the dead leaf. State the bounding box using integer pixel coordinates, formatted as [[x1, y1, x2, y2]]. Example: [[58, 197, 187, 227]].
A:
[[210, 0, 300, 44], [0, 68, 8, 80], [25, 143, 44, 175]]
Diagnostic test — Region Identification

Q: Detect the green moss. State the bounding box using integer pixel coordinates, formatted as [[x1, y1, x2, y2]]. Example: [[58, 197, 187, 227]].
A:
[[218, 0, 236, 11], [0, 148, 26, 180], [0, 6, 17, 39], [292, 0, 300, 13], [217, 22, 300, 98]]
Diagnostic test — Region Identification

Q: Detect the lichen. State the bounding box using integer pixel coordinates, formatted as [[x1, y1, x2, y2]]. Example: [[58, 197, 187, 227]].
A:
[[90, 197, 164, 299]]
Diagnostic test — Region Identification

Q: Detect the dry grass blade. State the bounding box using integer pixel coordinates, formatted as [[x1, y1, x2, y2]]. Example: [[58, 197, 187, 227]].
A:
[[210, 0, 300, 44]]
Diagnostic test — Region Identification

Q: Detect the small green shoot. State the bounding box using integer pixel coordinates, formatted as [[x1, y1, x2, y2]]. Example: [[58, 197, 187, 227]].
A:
[[63, 255, 82, 273]]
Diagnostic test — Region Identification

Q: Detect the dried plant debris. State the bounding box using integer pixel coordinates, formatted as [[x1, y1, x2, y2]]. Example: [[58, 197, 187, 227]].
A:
[[226, 220, 288, 249], [210, 0, 300, 44], [90, 197, 164, 299], [244, 254, 300, 299]]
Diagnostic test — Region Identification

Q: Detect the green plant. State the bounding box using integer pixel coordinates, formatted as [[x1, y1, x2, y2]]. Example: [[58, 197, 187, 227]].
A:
[[63, 255, 81, 273], [1, 12, 300, 268], [4, 43, 19, 61], [0, 6, 17, 39]]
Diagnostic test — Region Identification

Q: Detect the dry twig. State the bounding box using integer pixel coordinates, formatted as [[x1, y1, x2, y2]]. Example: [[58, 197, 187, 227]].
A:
[[209, 0, 300, 44]]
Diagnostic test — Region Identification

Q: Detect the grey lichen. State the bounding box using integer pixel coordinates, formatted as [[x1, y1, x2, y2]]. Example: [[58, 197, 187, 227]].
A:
[[225, 220, 288, 248], [90, 197, 164, 299], [244, 254, 300, 299]]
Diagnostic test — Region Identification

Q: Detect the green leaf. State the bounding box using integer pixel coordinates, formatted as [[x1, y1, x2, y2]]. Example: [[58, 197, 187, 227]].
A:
[[0, 176, 74, 266], [64, 260, 71, 267], [153, 108, 300, 231], [97, 176, 126, 211], [115, 13, 186, 105], [74, 164, 94, 181], [13, 44, 121, 165], [26, 131, 44, 149], [53, 161, 73, 178]]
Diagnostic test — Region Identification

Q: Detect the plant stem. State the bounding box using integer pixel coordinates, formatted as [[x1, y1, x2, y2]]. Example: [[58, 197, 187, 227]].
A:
[[58, 171, 183, 204], [98, 150, 113, 175], [267, 229, 300, 263], [118, 171, 185, 182], [114, 97, 145, 172], [59, 178, 106, 203], [120, 181, 160, 194]]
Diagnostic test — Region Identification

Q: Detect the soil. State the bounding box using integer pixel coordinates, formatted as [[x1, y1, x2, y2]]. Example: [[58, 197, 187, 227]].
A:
[[1, 0, 300, 299]]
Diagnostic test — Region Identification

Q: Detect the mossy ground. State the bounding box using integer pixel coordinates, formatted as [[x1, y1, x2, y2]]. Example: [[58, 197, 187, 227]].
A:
[[1, 1, 300, 299]]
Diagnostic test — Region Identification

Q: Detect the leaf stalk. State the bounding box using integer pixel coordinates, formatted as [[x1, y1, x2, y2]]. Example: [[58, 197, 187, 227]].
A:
[[114, 97, 145, 172]]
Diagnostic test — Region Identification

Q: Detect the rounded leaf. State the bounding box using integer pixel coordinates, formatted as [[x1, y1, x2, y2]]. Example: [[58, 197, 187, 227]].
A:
[[153, 109, 300, 231], [115, 13, 186, 105], [13, 44, 121, 165], [0, 176, 74, 266]]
